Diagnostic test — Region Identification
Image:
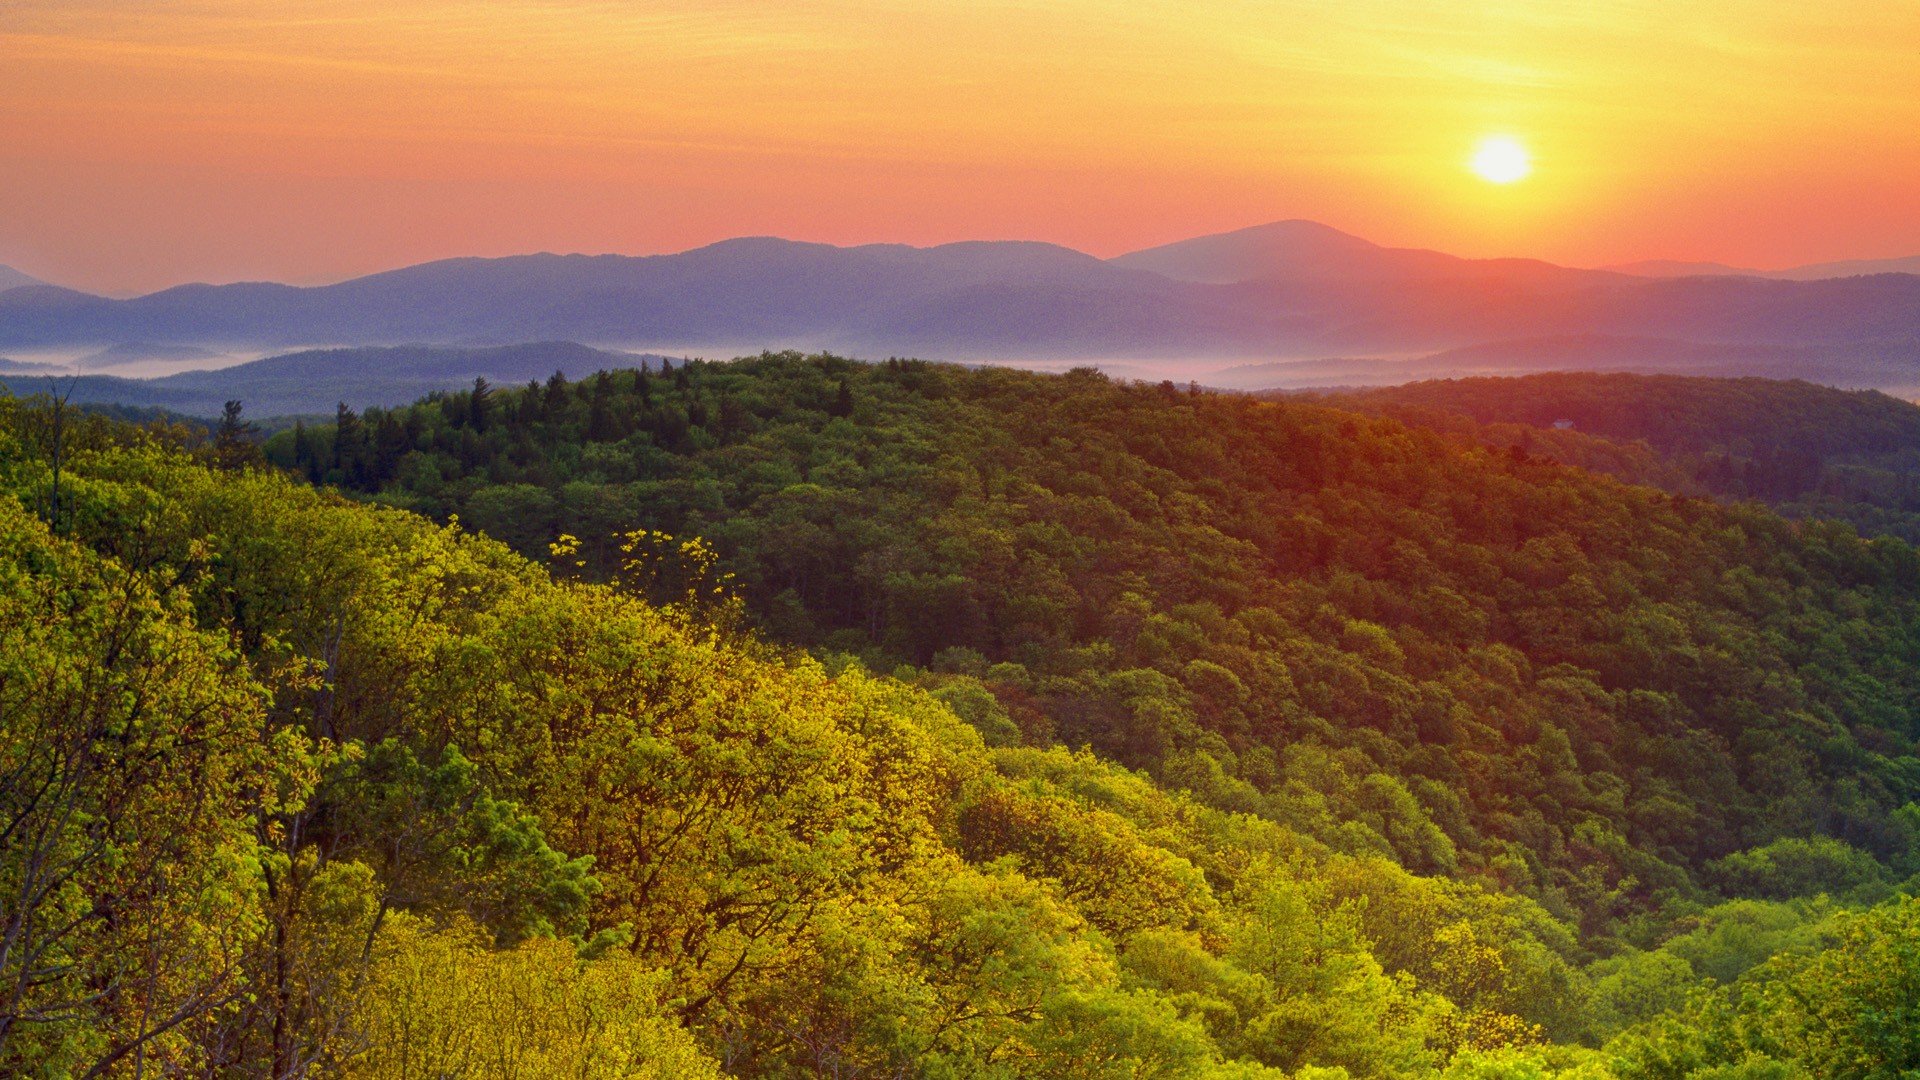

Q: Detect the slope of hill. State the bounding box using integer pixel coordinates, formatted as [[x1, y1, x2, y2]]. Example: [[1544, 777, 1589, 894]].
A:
[[1204, 333, 1908, 391], [1774, 254, 1920, 279], [1603, 259, 1761, 278], [73, 341, 233, 370], [0, 265, 44, 292], [278, 354, 1920, 933], [0, 357, 61, 374], [7, 374, 1920, 1078], [1607, 254, 1920, 280], [1110, 220, 1595, 286], [0, 341, 668, 416], [1334, 372, 1920, 541]]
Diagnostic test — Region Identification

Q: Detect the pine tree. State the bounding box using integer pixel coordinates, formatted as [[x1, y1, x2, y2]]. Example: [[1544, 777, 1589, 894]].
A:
[[470, 377, 494, 433], [213, 400, 261, 472], [373, 412, 409, 485], [587, 373, 616, 442], [334, 402, 366, 485], [519, 381, 544, 426], [291, 420, 316, 480]]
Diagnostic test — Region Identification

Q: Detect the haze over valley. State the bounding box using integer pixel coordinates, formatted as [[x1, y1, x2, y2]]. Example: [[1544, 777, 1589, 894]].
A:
[[7, 220, 1920, 415]]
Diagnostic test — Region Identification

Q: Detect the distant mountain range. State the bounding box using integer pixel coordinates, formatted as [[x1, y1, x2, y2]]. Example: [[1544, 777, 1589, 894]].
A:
[[73, 341, 234, 370], [2, 221, 1918, 395], [1201, 334, 1920, 392], [0, 342, 675, 418], [0, 356, 62, 375], [1604, 254, 1920, 280], [1113, 220, 1602, 287]]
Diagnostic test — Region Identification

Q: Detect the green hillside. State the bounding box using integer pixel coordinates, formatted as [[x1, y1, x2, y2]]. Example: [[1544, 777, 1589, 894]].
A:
[[274, 356, 1920, 922], [4, 365, 1920, 1078], [1334, 372, 1920, 542]]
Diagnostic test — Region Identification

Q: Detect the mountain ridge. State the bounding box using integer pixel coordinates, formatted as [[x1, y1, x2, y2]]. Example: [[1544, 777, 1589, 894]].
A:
[[0, 265, 47, 292], [3, 225, 1917, 387], [0, 341, 671, 417], [1605, 253, 1920, 280], [1108, 219, 1599, 286]]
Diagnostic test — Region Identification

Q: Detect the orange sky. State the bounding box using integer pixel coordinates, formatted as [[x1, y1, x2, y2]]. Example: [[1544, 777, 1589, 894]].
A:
[[4, 1, 1918, 295]]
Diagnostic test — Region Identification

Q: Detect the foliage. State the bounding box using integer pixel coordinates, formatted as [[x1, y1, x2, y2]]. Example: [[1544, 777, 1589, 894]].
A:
[[1608, 897, 1920, 1080], [1338, 372, 1920, 543], [0, 490, 293, 1077], [0, 395, 1521, 1076], [346, 912, 721, 1080], [7, 365, 1920, 1077], [281, 355, 1920, 939]]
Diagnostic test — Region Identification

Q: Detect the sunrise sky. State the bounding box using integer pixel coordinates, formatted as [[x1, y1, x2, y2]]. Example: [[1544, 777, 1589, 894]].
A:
[[4, 0, 1918, 295]]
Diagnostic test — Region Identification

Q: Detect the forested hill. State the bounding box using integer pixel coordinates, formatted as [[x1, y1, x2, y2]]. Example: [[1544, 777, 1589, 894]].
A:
[[6, 371, 1920, 1077], [1330, 372, 1920, 541], [272, 355, 1920, 917]]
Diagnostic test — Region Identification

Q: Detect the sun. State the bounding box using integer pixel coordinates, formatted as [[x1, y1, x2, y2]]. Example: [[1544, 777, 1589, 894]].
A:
[[1469, 135, 1532, 184]]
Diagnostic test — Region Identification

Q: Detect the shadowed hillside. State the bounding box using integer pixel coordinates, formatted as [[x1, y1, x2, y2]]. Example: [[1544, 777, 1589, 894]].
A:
[[1336, 372, 1920, 541]]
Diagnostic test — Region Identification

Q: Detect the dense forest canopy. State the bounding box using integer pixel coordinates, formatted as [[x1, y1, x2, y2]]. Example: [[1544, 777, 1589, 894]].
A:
[[270, 356, 1920, 924], [1331, 372, 1920, 542], [3, 358, 1919, 1078]]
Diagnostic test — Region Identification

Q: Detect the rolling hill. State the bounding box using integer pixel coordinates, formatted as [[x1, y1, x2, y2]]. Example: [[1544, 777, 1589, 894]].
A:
[[73, 341, 234, 370], [1331, 371, 1920, 541], [11, 352, 1920, 1079], [0, 341, 668, 417], [2, 225, 1916, 390], [1607, 254, 1920, 280], [1110, 219, 1599, 286]]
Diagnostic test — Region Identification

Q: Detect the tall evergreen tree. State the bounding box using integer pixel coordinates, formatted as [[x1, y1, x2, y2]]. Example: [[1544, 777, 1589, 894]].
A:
[[587, 373, 616, 442], [519, 380, 544, 425], [334, 402, 366, 483], [291, 420, 317, 481], [213, 400, 261, 471], [470, 377, 494, 433]]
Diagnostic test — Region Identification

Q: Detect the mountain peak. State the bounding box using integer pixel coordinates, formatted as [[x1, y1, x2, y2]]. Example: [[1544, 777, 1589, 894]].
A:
[[1228, 218, 1379, 242], [1109, 220, 1404, 284]]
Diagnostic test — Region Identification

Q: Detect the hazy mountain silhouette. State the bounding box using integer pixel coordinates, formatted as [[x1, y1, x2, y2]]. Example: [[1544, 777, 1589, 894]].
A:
[[0, 266, 46, 292], [1771, 256, 1920, 280], [74, 342, 234, 370], [1605, 255, 1920, 280], [2, 226, 1917, 385], [0, 342, 672, 417], [0, 357, 61, 375], [0, 240, 1204, 356], [1107, 220, 1596, 286], [1199, 335, 1893, 391], [1602, 259, 1763, 278]]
